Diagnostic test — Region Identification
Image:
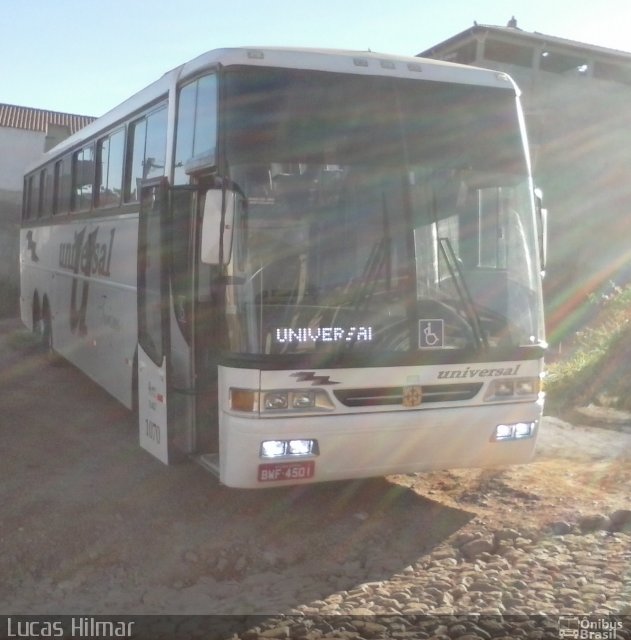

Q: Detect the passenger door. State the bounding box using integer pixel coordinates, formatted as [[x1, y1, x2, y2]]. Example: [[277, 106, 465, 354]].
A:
[[137, 179, 171, 463]]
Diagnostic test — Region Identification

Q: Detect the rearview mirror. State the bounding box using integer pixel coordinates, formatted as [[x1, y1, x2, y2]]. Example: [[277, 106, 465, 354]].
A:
[[200, 190, 237, 265]]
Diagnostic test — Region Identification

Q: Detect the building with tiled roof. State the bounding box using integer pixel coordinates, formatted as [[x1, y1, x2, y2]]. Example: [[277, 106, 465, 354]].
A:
[[419, 19, 631, 346], [0, 104, 95, 308], [0, 103, 94, 135]]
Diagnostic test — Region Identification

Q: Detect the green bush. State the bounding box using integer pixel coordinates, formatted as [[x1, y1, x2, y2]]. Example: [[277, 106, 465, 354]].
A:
[[545, 283, 631, 413]]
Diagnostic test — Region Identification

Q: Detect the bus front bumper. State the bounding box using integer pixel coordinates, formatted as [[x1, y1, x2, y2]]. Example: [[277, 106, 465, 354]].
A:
[[217, 402, 542, 489]]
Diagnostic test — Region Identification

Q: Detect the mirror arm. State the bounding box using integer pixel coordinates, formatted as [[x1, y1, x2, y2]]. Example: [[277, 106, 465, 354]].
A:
[[218, 186, 226, 266], [534, 188, 548, 275]]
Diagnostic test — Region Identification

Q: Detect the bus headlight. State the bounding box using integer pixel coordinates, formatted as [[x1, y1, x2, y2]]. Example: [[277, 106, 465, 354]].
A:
[[262, 389, 333, 412], [291, 391, 315, 409], [484, 378, 540, 402], [264, 392, 289, 410], [515, 379, 539, 395], [230, 388, 334, 413]]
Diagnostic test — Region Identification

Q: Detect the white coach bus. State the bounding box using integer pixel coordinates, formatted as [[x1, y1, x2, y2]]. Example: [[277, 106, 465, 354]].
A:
[[20, 47, 546, 488]]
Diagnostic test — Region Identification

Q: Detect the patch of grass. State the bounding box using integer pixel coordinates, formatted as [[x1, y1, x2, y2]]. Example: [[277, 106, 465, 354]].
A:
[[545, 283, 631, 414]]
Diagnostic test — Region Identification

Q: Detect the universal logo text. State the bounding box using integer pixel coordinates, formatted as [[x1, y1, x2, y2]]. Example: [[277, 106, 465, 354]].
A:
[[58, 226, 116, 336], [437, 364, 521, 380]]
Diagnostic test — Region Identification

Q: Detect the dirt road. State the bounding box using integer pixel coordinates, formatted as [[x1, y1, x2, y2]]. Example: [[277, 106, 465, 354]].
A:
[[0, 319, 474, 615], [1, 317, 630, 621]]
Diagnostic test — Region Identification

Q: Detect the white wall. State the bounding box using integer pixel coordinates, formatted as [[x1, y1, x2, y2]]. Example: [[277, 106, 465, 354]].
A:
[[0, 126, 45, 190], [0, 126, 46, 295]]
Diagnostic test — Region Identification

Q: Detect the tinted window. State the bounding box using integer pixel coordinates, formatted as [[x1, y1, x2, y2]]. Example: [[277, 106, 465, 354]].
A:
[[127, 119, 147, 202], [42, 167, 53, 217], [54, 157, 72, 214], [25, 174, 38, 220], [126, 106, 167, 202], [145, 108, 168, 180], [72, 145, 95, 211], [97, 129, 125, 207], [26, 170, 47, 218], [138, 183, 166, 365], [174, 74, 217, 184]]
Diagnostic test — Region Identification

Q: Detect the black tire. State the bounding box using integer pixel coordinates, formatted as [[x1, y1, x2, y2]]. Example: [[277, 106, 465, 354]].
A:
[[32, 294, 43, 342], [39, 299, 63, 366]]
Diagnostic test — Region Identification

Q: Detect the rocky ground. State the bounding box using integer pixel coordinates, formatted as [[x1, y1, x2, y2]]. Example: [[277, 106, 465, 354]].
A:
[[0, 318, 630, 639]]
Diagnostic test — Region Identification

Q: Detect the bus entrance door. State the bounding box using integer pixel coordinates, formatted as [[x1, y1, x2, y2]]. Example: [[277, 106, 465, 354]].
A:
[[137, 179, 171, 464]]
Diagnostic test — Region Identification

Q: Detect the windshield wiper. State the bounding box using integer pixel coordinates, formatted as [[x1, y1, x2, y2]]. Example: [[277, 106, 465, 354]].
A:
[[339, 194, 393, 350], [350, 193, 392, 312], [438, 237, 488, 350]]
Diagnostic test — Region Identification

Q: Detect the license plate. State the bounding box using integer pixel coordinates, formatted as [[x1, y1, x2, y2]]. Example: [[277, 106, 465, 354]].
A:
[[258, 460, 315, 482]]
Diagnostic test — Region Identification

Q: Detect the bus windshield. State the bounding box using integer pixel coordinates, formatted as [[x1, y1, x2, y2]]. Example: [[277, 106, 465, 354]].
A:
[[220, 66, 544, 358]]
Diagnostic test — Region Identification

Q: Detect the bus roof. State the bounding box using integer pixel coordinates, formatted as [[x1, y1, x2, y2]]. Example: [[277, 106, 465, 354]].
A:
[[26, 47, 518, 173], [179, 46, 516, 88]]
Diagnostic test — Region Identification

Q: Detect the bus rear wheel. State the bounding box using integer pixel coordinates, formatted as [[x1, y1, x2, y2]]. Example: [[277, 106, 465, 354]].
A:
[[32, 295, 46, 348]]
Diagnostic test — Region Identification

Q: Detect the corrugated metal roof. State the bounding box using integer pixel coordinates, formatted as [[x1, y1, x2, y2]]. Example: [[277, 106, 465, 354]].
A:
[[0, 103, 95, 134]]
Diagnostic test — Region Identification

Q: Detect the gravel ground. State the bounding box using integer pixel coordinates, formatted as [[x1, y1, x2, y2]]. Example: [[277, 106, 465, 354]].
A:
[[1, 318, 630, 639]]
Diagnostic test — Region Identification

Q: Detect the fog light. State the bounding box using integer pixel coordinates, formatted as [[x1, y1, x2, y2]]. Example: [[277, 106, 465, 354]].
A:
[[260, 439, 319, 458], [288, 439, 313, 455], [492, 421, 535, 441], [514, 422, 535, 438], [264, 392, 289, 410], [494, 424, 515, 441], [261, 440, 287, 458]]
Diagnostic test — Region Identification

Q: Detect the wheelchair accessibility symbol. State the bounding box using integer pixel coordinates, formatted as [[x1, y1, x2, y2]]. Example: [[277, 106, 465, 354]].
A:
[[419, 319, 444, 349]]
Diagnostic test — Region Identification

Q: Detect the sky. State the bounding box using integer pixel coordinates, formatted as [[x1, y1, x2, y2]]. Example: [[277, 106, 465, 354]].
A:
[[2, 0, 631, 117]]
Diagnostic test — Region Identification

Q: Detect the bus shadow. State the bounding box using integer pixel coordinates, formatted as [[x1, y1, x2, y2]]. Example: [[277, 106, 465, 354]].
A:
[[193, 476, 475, 613]]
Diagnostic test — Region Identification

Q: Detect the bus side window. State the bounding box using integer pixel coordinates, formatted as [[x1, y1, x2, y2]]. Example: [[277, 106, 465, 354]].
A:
[[24, 175, 36, 221], [25, 171, 45, 220], [42, 167, 54, 218], [174, 74, 217, 184], [126, 119, 147, 202], [72, 145, 95, 212], [96, 129, 124, 208], [54, 157, 72, 215]]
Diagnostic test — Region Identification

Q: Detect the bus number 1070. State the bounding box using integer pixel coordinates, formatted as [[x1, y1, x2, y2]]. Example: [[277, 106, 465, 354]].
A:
[[145, 419, 161, 443]]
